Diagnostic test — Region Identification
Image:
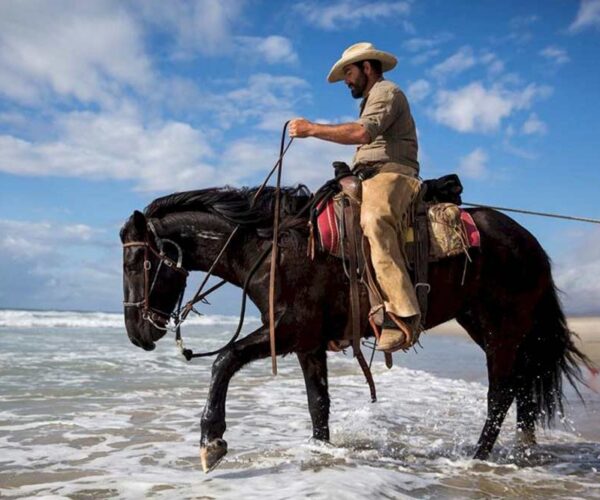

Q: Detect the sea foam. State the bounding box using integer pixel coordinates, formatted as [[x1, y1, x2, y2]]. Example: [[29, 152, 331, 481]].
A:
[[0, 309, 259, 329]]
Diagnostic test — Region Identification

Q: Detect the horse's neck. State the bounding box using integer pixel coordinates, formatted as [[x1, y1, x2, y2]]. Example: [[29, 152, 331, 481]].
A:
[[157, 214, 260, 288]]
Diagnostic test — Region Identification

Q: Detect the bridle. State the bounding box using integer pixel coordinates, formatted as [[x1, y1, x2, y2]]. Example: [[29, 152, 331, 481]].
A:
[[123, 221, 189, 331]]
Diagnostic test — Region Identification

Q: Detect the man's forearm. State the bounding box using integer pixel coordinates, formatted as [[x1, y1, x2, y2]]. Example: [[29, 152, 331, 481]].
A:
[[307, 122, 370, 145]]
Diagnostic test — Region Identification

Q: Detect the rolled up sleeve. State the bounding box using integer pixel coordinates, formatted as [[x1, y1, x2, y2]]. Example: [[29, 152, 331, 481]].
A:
[[357, 86, 398, 142]]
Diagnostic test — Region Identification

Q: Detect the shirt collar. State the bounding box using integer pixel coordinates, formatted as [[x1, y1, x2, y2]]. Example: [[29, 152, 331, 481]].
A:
[[359, 78, 384, 115]]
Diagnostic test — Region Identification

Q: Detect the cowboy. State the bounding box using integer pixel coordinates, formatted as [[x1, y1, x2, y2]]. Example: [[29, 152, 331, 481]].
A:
[[289, 42, 421, 353]]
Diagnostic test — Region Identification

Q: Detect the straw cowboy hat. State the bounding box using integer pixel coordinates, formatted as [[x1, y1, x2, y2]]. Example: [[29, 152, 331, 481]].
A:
[[327, 42, 397, 83]]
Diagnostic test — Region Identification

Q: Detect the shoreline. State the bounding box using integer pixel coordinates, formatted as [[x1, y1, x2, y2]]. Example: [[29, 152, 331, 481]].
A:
[[428, 317, 600, 366]]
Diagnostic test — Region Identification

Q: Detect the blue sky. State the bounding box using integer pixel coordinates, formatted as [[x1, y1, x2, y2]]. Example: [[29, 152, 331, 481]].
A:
[[1, 0, 599, 315]]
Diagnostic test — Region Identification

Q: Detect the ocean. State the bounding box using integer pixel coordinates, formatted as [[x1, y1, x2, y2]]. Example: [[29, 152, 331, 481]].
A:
[[1, 309, 599, 499]]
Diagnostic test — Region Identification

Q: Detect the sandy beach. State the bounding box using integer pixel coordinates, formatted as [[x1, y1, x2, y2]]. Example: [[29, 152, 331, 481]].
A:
[[429, 317, 600, 367]]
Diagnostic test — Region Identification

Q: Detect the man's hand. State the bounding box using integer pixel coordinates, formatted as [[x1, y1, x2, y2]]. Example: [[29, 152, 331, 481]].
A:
[[289, 118, 314, 138], [288, 118, 370, 145]]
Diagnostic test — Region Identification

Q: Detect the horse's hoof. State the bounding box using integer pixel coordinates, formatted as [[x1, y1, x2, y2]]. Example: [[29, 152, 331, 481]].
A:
[[200, 438, 228, 473]]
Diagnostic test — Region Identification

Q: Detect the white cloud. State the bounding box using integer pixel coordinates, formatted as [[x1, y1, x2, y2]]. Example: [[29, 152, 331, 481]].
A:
[[407, 79, 432, 102], [0, 1, 152, 105], [490, 15, 538, 45], [430, 47, 476, 79], [0, 70, 314, 191], [212, 74, 311, 131], [402, 34, 453, 52], [0, 219, 100, 260], [430, 48, 504, 80], [216, 134, 350, 190], [137, 0, 245, 57], [502, 139, 538, 160], [0, 112, 28, 127], [283, 139, 351, 188], [410, 49, 440, 65], [509, 15, 539, 29], [296, 0, 411, 30], [457, 148, 488, 179], [155, 72, 309, 131], [521, 113, 547, 135], [0, 218, 120, 311], [431, 81, 552, 133], [556, 228, 600, 315], [137, 2, 298, 67], [402, 34, 453, 65], [569, 0, 600, 32], [540, 46, 570, 65], [0, 0, 292, 109], [218, 139, 277, 185], [0, 108, 217, 192], [139, 1, 297, 66], [235, 35, 299, 64], [480, 52, 505, 76], [217, 134, 352, 190], [486, 60, 505, 76]]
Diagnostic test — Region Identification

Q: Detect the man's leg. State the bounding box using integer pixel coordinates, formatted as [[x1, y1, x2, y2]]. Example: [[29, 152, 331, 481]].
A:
[[360, 169, 421, 350]]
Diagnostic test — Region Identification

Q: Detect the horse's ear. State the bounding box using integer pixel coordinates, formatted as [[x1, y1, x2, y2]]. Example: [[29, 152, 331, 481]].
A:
[[132, 210, 147, 236]]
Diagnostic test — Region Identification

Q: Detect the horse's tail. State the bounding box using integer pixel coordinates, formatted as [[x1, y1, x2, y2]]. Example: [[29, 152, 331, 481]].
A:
[[518, 278, 594, 427]]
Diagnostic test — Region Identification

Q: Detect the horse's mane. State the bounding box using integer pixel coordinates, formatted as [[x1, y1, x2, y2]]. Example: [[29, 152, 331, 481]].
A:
[[144, 185, 312, 228]]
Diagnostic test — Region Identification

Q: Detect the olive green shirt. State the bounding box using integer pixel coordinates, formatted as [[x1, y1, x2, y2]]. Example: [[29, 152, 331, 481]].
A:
[[352, 79, 419, 173]]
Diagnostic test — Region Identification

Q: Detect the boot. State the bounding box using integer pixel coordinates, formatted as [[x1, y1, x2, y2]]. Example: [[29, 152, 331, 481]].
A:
[[376, 313, 414, 352], [327, 339, 351, 352]]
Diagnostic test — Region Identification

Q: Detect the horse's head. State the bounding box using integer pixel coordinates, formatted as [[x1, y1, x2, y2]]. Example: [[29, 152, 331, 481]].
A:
[[120, 210, 189, 351]]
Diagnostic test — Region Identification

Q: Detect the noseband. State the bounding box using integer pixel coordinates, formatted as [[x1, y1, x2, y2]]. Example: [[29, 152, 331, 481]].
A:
[[123, 222, 189, 331]]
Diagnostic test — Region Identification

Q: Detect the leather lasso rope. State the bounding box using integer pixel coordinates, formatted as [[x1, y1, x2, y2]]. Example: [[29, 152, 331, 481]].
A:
[[268, 120, 291, 375], [173, 122, 293, 369]]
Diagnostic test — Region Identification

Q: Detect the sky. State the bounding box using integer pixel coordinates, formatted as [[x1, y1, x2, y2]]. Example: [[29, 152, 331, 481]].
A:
[[0, 0, 599, 315]]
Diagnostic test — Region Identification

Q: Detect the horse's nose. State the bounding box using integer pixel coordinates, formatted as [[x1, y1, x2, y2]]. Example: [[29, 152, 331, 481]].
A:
[[129, 335, 155, 351], [129, 336, 142, 348]]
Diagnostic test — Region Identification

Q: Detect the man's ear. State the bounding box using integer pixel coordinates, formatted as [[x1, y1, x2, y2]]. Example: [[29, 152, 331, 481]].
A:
[[362, 60, 372, 76], [132, 210, 147, 237]]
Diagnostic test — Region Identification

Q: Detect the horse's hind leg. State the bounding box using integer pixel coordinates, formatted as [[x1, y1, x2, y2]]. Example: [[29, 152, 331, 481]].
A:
[[515, 382, 537, 449], [474, 367, 515, 460], [200, 325, 272, 472], [456, 311, 514, 459], [474, 314, 534, 460], [297, 348, 330, 441]]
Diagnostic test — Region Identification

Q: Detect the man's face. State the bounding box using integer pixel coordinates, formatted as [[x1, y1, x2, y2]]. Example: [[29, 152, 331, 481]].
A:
[[343, 63, 368, 99]]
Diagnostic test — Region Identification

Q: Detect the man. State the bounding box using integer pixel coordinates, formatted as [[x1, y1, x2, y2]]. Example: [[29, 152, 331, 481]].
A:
[[289, 42, 421, 353]]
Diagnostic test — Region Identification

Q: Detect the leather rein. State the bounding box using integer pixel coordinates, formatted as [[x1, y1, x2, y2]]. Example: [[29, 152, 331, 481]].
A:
[[123, 123, 295, 366]]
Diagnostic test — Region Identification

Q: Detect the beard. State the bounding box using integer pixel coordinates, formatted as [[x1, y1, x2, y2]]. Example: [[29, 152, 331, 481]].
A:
[[349, 71, 368, 99]]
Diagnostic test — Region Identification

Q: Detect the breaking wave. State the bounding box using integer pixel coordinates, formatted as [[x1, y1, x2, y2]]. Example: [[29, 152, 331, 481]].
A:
[[0, 309, 259, 329]]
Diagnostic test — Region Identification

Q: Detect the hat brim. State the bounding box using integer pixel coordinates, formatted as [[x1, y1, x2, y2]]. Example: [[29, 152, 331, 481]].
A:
[[327, 50, 397, 83]]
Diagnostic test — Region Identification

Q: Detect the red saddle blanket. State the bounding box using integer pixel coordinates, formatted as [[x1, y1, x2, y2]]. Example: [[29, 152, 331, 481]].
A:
[[316, 197, 341, 255], [316, 198, 480, 258]]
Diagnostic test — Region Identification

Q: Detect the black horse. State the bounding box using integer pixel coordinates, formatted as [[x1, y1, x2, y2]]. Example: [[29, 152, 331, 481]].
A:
[[120, 185, 591, 472]]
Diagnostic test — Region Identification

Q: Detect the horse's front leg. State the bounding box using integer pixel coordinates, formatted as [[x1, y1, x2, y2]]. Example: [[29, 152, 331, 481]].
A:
[[200, 325, 271, 472], [297, 348, 330, 441]]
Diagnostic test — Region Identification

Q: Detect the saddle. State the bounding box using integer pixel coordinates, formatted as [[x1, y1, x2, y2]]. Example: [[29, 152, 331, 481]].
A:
[[314, 168, 477, 264], [308, 163, 480, 352]]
